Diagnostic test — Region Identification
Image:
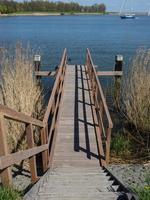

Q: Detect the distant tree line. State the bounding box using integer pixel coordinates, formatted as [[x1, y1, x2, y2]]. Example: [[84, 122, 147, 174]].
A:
[[0, 0, 106, 14]]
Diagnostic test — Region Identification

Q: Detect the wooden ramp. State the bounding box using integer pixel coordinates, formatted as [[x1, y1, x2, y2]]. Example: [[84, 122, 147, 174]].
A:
[[28, 65, 120, 200], [53, 65, 99, 167]]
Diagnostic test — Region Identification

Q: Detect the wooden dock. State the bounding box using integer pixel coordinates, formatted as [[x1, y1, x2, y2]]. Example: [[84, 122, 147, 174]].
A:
[[25, 64, 119, 200], [53, 65, 99, 167], [0, 49, 136, 200]]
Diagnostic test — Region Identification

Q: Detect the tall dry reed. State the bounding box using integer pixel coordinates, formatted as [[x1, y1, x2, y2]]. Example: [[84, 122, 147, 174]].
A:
[[122, 48, 150, 134], [0, 43, 43, 152]]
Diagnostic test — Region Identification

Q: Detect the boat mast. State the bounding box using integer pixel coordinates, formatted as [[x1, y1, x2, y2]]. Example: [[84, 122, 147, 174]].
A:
[[130, 0, 132, 14], [130, 0, 134, 15], [119, 0, 127, 15]]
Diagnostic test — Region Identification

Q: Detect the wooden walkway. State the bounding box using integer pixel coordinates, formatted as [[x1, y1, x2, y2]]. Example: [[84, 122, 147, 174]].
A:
[[0, 49, 136, 200], [53, 65, 99, 167], [24, 65, 120, 199]]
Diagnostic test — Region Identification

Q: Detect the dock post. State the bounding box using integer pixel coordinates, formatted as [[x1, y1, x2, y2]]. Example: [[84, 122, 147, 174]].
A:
[[34, 55, 41, 81], [34, 55, 41, 71], [114, 55, 123, 110]]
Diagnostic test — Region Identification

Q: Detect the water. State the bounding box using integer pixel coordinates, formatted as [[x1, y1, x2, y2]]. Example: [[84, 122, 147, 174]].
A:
[[0, 15, 150, 71]]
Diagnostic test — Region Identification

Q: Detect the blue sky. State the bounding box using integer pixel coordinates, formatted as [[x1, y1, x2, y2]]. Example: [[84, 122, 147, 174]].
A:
[[17, 1, 150, 12]]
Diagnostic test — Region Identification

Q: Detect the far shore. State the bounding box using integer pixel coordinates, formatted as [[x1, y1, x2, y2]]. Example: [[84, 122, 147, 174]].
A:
[[0, 12, 148, 17], [0, 12, 106, 17]]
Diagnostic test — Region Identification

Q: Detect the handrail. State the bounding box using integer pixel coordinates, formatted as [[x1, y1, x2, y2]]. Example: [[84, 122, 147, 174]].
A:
[[86, 48, 113, 165], [0, 144, 48, 170], [0, 49, 67, 186], [43, 48, 67, 124], [0, 105, 44, 127], [86, 49, 113, 128]]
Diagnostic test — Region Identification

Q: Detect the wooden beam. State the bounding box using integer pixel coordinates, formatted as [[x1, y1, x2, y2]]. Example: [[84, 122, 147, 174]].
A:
[[0, 114, 12, 186], [97, 71, 123, 76], [35, 71, 56, 77], [26, 124, 38, 183], [105, 128, 112, 164], [0, 144, 48, 170], [0, 105, 44, 127], [41, 126, 49, 172]]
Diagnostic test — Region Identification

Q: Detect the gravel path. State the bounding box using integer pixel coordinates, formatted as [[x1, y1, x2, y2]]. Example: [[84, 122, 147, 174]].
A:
[[12, 166, 31, 192], [107, 164, 150, 189]]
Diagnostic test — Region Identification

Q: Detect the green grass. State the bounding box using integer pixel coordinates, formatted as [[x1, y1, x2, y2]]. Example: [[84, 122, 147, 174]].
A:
[[111, 133, 131, 156], [132, 172, 150, 200], [145, 173, 150, 186], [0, 187, 22, 200], [133, 187, 150, 200]]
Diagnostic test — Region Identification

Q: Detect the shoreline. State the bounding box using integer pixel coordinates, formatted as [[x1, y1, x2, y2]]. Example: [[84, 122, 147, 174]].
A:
[[0, 12, 112, 17], [0, 12, 148, 17]]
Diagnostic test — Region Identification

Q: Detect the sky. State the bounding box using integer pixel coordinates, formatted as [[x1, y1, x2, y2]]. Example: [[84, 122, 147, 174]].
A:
[[17, 0, 150, 12]]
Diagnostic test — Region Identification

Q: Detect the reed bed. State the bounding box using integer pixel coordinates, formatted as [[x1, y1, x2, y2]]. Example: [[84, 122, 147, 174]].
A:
[[121, 48, 150, 150], [0, 43, 43, 152], [122, 48, 150, 132]]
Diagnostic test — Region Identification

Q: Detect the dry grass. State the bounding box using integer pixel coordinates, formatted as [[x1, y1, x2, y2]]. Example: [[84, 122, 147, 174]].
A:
[[0, 43, 43, 152], [122, 48, 150, 133]]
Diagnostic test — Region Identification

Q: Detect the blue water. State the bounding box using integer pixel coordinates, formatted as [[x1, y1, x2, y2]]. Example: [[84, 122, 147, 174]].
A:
[[0, 15, 150, 71]]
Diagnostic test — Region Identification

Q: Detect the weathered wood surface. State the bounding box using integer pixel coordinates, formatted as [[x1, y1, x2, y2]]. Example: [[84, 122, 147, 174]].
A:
[[35, 71, 56, 77], [0, 105, 44, 127], [97, 71, 123, 76], [24, 65, 119, 200], [53, 65, 100, 167], [0, 144, 48, 170], [0, 114, 12, 185]]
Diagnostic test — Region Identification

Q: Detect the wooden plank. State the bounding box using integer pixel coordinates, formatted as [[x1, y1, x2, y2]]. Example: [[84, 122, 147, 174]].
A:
[[0, 114, 12, 186], [41, 126, 49, 172], [0, 144, 48, 170], [0, 105, 44, 127], [35, 71, 56, 77], [26, 124, 38, 183], [48, 67, 66, 166], [97, 71, 123, 76], [105, 128, 112, 164], [53, 65, 100, 168]]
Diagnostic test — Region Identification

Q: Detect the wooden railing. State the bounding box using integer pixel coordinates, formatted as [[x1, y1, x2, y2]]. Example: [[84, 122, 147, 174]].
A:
[[0, 49, 67, 186], [86, 48, 113, 166]]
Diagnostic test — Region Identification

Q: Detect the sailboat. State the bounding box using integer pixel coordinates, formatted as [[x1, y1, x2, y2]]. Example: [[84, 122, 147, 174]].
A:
[[120, 0, 135, 19], [148, 9, 150, 16]]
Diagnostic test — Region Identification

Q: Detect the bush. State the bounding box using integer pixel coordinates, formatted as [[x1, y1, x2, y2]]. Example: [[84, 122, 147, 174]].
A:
[[0, 43, 43, 152], [0, 187, 21, 200], [122, 48, 150, 133], [111, 133, 131, 156]]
